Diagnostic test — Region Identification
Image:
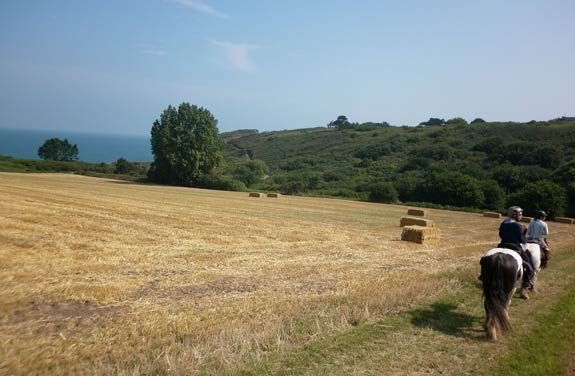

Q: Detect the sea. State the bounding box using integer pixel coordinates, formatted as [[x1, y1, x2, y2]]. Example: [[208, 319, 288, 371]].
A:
[[0, 128, 152, 163]]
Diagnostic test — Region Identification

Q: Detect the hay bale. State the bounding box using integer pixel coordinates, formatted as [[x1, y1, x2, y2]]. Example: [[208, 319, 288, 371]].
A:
[[249, 192, 262, 198], [555, 217, 574, 224], [483, 212, 501, 218], [520, 216, 533, 224], [401, 225, 441, 244], [267, 193, 281, 198], [400, 217, 435, 227], [407, 208, 428, 217]]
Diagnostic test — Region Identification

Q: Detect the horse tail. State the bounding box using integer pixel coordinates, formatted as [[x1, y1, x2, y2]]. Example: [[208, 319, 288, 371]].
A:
[[480, 253, 516, 339]]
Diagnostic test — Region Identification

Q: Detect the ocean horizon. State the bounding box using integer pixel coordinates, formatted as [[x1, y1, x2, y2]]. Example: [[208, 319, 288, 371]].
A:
[[0, 128, 153, 163]]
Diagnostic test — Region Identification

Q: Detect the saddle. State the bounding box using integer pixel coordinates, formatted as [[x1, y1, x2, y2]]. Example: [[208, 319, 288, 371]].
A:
[[498, 242, 535, 288], [526, 239, 551, 269]]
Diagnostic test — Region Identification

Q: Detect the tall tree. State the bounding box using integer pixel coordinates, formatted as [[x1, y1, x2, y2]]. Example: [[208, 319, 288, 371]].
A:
[[148, 103, 223, 185], [327, 115, 353, 129], [37, 138, 79, 161]]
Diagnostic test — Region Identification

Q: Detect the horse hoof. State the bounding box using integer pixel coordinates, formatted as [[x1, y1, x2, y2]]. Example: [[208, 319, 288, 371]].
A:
[[519, 293, 529, 300]]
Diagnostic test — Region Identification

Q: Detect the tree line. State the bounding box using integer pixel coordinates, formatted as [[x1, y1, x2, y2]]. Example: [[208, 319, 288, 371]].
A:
[[32, 105, 575, 218]]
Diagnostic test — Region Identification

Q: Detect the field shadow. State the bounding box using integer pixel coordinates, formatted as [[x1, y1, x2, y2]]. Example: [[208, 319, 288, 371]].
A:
[[409, 302, 479, 338]]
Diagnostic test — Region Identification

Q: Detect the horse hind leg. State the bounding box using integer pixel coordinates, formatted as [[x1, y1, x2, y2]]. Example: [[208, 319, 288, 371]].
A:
[[507, 288, 516, 309], [486, 315, 499, 341]]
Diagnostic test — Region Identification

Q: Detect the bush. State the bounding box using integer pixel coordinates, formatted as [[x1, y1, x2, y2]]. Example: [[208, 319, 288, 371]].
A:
[[194, 175, 247, 191], [114, 158, 136, 175], [507, 181, 566, 218], [566, 183, 575, 217], [231, 159, 269, 186], [480, 180, 506, 212], [368, 182, 399, 203], [413, 172, 485, 208]]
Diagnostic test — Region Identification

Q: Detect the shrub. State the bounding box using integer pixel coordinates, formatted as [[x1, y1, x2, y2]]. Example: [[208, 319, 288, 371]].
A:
[[195, 175, 247, 191], [232, 159, 269, 186], [507, 181, 566, 218], [368, 182, 399, 203], [480, 180, 506, 212], [413, 172, 485, 208]]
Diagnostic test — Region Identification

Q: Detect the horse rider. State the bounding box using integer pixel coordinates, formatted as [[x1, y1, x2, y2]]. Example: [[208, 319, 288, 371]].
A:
[[526, 210, 551, 267], [498, 206, 535, 288]]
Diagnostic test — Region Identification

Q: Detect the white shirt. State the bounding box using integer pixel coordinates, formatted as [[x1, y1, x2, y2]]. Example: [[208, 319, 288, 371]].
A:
[[526, 219, 549, 240]]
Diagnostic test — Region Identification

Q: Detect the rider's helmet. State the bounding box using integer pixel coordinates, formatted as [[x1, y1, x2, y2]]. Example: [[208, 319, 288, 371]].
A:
[[536, 210, 547, 219], [507, 206, 523, 219]]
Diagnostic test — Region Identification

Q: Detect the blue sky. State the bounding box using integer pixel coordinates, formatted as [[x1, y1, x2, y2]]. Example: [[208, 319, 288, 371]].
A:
[[1, 1, 574, 135]]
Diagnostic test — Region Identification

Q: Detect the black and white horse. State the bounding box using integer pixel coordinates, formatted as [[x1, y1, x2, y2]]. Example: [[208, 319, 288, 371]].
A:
[[479, 244, 548, 341]]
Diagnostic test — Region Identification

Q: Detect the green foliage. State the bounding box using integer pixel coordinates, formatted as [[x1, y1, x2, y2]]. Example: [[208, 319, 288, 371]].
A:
[[114, 157, 136, 174], [508, 181, 566, 218], [231, 159, 269, 186], [413, 172, 485, 208], [470, 118, 486, 124], [553, 161, 575, 185], [472, 137, 504, 154], [195, 175, 247, 191], [368, 182, 399, 203], [37, 138, 79, 161], [164, 118, 575, 213], [489, 142, 563, 169], [419, 118, 446, 126], [566, 183, 575, 217], [327, 115, 353, 130], [479, 180, 506, 212], [148, 103, 223, 186], [446, 117, 468, 126]]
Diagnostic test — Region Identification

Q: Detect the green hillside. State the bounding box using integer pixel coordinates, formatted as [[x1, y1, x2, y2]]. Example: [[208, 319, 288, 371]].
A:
[[221, 120, 575, 217]]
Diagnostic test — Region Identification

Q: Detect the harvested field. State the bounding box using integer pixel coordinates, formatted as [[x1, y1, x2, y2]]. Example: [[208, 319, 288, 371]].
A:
[[483, 212, 501, 218], [2, 173, 575, 375]]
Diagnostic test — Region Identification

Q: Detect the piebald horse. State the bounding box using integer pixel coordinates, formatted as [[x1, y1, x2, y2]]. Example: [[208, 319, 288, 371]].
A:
[[479, 243, 548, 341]]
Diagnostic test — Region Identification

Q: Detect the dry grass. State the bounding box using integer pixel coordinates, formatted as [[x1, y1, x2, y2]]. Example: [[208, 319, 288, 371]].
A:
[[2, 173, 575, 375], [483, 212, 501, 218]]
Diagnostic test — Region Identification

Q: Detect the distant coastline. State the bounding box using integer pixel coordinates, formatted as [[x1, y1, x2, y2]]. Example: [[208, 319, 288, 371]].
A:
[[0, 128, 152, 163]]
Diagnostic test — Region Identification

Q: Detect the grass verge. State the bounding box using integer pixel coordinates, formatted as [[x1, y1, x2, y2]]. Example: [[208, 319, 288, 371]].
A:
[[230, 249, 575, 376], [491, 285, 575, 376]]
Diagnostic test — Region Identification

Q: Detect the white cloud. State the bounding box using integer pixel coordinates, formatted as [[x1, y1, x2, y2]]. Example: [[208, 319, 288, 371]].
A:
[[211, 40, 259, 72], [173, 0, 229, 19]]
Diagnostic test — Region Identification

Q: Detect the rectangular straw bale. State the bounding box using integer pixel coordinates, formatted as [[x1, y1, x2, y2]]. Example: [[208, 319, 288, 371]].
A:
[[267, 193, 281, 198], [400, 217, 435, 227], [407, 208, 428, 217], [249, 192, 262, 198], [520, 216, 533, 223], [401, 225, 441, 244], [483, 212, 501, 218], [555, 217, 574, 224]]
